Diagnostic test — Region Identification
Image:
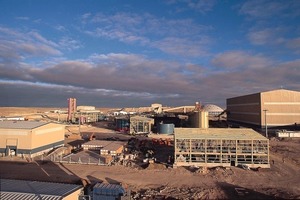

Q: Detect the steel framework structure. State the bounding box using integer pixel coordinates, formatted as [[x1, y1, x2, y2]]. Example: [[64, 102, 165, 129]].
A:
[[174, 128, 270, 168]]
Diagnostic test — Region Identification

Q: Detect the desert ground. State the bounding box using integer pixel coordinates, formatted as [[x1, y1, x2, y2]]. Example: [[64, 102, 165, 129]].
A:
[[1, 107, 300, 199]]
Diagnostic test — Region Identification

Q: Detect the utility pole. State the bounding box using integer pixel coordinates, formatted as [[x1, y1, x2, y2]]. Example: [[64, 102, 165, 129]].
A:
[[263, 109, 268, 138]]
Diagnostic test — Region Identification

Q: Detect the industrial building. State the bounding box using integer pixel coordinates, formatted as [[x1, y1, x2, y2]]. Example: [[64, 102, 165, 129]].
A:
[[130, 116, 154, 134], [227, 89, 300, 128], [174, 128, 270, 168], [0, 121, 65, 157], [82, 140, 126, 156], [77, 106, 102, 123], [67, 98, 102, 123], [0, 179, 83, 200], [92, 182, 125, 200]]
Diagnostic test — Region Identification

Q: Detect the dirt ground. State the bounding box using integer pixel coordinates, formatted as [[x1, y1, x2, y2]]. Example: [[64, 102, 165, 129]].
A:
[[1, 107, 300, 199]]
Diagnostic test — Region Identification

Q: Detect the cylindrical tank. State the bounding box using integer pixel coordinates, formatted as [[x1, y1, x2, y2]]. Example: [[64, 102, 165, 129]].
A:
[[158, 123, 174, 134]]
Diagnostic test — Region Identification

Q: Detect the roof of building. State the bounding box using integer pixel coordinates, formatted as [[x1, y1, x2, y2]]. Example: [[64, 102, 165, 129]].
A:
[[164, 106, 195, 113], [93, 182, 125, 196], [174, 128, 267, 140], [0, 121, 48, 129], [82, 140, 113, 147], [228, 89, 300, 100], [202, 104, 224, 112], [0, 179, 82, 200], [82, 140, 126, 151], [260, 89, 300, 94], [130, 115, 154, 122]]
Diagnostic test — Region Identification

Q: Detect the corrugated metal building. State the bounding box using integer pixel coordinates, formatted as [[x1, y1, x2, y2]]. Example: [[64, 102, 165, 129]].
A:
[[0, 179, 83, 200], [92, 182, 125, 200], [227, 89, 300, 128], [0, 121, 65, 157], [174, 128, 270, 168]]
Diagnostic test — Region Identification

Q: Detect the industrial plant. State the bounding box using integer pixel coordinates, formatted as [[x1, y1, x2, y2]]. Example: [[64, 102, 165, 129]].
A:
[[1, 89, 300, 199]]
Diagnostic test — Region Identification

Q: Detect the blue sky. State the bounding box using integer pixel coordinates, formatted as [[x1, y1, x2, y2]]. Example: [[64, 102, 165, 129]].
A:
[[0, 0, 299, 108]]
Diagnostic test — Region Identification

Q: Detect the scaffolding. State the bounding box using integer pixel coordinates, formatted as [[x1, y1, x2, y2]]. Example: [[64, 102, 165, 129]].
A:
[[174, 128, 270, 168]]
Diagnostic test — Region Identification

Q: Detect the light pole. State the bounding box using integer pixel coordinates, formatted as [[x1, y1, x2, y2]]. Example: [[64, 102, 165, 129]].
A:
[[263, 109, 268, 138]]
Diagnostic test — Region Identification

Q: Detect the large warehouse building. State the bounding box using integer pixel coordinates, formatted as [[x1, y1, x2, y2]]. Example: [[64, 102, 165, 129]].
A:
[[0, 121, 65, 157], [227, 89, 300, 128], [174, 128, 270, 168]]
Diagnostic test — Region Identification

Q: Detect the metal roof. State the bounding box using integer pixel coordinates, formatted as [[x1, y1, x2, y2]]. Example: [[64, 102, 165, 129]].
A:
[[202, 104, 224, 112], [93, 182, 125, 195], [82, 140, 126, 151], [174, 128, 268, 140], [0, 179, 82, 200], [0, 121, 48, 129], [0, 192, 62, 200]]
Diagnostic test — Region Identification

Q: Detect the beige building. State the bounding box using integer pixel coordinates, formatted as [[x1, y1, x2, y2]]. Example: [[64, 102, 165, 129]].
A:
[[227, 89, 300, 128], [0, 121, 65, 157], [174, 128, 270, 168]]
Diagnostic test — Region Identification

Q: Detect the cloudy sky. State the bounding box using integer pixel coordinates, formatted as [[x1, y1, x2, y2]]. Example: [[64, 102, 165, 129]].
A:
[[0, 0, 299, 108]]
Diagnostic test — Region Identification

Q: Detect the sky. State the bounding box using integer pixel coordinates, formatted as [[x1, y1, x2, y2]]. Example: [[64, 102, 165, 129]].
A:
[[0, 0, 299, 108]]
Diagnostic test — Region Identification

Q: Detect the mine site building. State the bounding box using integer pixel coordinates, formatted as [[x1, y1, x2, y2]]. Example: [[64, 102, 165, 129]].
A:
[[174, 128, 270, 168], [227, 89, 300, 128], [130, 116, 154, 134], [0, 178, 83, 200], [0, 121, 65, 158], [82, 140, 126, 156]]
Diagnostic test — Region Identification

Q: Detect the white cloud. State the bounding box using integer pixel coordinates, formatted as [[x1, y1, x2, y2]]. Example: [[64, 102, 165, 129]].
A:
[[15, 16, 30, 20], [55, 25, 67, 32], [59, 37, 83, 51], [82, 12, 212, 57], [212, 51, 273, 70], [247, 29, 273, 45], [0, 26, 62, 61], [239, 0, 288, 19], [165, 0, 217, 14], [153, 37, 210, 57], [186, 0, 216, 13], [286, 37, 300, 51]]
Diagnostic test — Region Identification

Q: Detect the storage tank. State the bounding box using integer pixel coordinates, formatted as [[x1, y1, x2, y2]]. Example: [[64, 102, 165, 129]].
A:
[[158, 123, 174, 134]]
